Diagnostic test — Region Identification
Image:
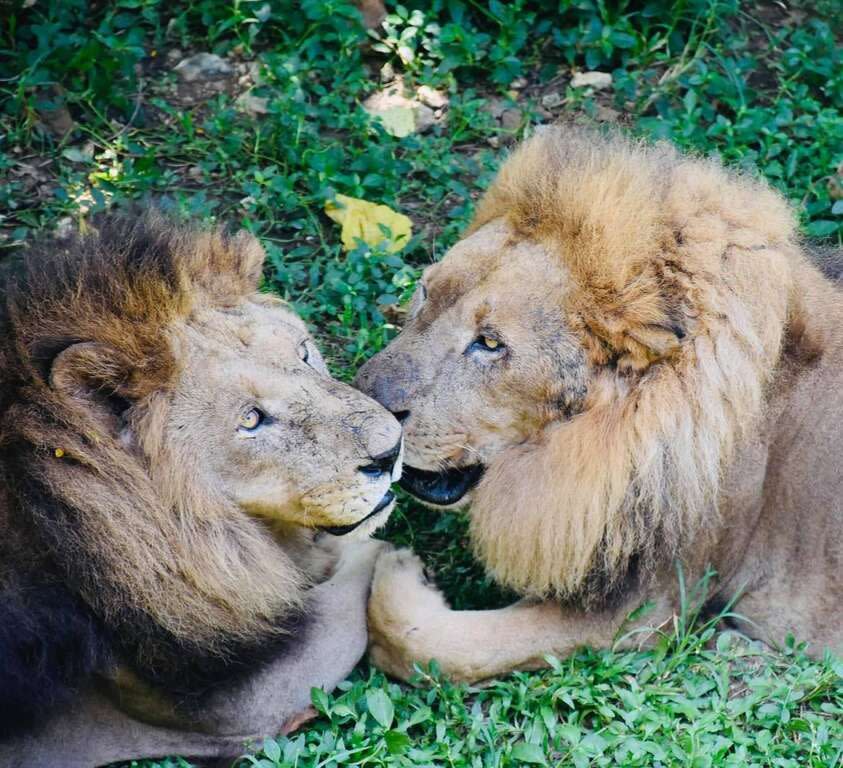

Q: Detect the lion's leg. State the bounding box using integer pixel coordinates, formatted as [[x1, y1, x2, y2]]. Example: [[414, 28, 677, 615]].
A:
[[0, 690, 241, 768], [0, 539, 383, 768], [368, 549, 672, 684], [199, 537, 384, 736]]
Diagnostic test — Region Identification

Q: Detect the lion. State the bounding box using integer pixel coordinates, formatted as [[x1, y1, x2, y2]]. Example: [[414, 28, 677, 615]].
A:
[[0, 213, 402, 766], [355, 127, 843, 683]]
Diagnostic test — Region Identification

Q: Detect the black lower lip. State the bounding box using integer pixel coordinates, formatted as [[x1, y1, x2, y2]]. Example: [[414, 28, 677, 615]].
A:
[[399, 464, 484, 506], [320, 490, 395, 536]]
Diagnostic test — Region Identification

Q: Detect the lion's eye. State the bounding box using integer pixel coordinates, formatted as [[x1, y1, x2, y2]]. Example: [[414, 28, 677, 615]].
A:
[[469, 334, 505, 353], [298, 339, 329, 375], [238, 408, 264, 431]]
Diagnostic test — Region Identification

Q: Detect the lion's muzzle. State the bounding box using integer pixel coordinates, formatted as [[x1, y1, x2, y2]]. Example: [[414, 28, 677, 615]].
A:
[[320, 489, 396, 536]]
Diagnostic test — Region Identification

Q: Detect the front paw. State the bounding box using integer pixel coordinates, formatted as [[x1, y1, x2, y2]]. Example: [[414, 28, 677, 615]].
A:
[[367, 548, 448, 681]]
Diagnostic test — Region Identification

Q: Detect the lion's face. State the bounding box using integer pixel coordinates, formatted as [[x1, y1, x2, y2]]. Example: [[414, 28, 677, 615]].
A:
[[356, 127, 797, 604], [355, 220, 585, 507], [147, 297, 402, 537]]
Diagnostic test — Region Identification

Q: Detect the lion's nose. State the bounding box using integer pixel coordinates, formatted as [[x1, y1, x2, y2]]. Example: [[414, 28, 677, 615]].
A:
[[358, 439, 402, 477]]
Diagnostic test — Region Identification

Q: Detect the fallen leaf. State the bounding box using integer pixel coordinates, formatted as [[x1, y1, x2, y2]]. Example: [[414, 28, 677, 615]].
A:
[[362, 84, 433, 136], [571, 70, 613, 89], [373, 105, 416, 137], [325, 194, 412, 252]]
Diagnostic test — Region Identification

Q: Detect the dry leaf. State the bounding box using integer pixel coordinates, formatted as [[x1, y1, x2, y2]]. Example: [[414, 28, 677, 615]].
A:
[[373, 105, 416, 137], [325, 194, 412, 252]]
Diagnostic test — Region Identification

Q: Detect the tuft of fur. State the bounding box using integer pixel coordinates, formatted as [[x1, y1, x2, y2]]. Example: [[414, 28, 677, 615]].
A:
[[0, 213, 306, 719], [468, 128, 802, 605]]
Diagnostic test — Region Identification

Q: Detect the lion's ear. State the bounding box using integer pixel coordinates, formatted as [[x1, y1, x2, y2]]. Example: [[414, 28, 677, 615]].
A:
[[49, 342, 148, 422], [193, 228, 266, 303], [188, 229, 266, 306], [230, 229, 265, 289]]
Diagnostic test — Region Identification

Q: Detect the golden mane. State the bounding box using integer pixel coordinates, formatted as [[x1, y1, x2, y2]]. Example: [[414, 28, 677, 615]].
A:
[[467, 128, 802, 604], [0, 213, 305, 689]]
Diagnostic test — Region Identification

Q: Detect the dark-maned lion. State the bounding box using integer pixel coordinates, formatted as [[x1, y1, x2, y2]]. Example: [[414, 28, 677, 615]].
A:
[[0, 214, 402, 766], [356, 127, 842, 683]]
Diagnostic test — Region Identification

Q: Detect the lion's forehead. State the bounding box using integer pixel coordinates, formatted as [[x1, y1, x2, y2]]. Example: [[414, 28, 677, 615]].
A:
[[186, 299, 310, 352], [424, 221, 569, 326]]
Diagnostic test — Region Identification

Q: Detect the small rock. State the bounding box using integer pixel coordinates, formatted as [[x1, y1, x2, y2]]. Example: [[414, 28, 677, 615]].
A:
[[500, 108, 523, 132], [174, 53, 233, 83], [541, 91, 563, 109], [235, 92, 269, 117], [509, 77, 528, 90], [571, 70, 612, 90], [166, 48, 183, 64], [188, 165, 203, 179], [486, 135, 501, 148], [417, 85, 448, 109]]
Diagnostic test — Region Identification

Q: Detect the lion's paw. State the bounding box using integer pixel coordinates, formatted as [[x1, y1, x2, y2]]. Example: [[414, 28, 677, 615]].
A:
[[367, 548, 449, 681]]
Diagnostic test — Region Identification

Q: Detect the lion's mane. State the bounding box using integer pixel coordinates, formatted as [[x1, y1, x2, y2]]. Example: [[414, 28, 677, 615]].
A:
[[467, 128, 803, 606], [0, 215, 305, 734]]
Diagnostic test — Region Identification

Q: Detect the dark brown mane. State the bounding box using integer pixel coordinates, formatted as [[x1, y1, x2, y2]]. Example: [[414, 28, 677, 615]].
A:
[[0, 213, 298, 737], [0, 212, 261, 402]]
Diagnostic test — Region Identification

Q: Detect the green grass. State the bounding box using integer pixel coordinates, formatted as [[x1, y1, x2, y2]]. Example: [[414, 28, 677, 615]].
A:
[[1, 1, 841, 766]]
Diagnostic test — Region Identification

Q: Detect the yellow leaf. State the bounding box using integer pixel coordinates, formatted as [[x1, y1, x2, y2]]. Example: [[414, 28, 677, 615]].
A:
[[325, 194, 412, 253], [374, 106, 416, 137]]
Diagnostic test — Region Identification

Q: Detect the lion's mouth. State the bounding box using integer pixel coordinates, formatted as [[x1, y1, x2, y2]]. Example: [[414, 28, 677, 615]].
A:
[[320, 489, 395, 536], [399, 464, 485, 506]]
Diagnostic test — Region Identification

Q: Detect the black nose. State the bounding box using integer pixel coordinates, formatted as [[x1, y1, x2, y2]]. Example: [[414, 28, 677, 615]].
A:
[[358, 439, 402, 477], [392, 410, 410, 424]]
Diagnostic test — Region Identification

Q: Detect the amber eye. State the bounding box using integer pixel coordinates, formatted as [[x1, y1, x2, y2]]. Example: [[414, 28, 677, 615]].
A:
[[469, 334, 504, 353], [238, 408, 264, 431]]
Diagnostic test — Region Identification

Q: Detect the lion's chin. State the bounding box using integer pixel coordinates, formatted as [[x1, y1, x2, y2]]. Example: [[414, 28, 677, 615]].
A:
[[399, 464, 485, 507], [319, 489, 395, 537]]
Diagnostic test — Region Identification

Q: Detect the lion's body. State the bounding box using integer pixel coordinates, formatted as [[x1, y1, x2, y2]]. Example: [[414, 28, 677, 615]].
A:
[[0, 214, 400, 764], [357, 128, 842, 682], [714, 306, 843, 650]]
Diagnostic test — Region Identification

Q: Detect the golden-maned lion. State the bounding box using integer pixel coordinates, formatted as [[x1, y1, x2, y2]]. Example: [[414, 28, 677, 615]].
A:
[[355, 127, 842, 683], [0, 213, 402, 766]]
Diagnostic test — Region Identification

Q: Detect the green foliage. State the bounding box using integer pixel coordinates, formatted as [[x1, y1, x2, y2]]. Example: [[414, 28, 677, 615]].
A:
[[2, 1, 841, 766], [235, 627, 842, 768]]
